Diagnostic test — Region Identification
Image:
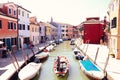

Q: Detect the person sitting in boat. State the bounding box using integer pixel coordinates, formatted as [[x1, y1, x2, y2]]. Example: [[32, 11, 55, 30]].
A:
[[59, 62, 64, 72], [57, 56, 60, 71], [76, 52, 84, 60]]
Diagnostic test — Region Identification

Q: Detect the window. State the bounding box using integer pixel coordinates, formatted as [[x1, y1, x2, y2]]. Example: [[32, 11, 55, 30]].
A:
[[23, 24, 25, 30], [112, 4, 114, 11], [39, 27, 41, 32], [111, 17, 117, 28], [18, 9, 20, 15], [14, 23, 16, 30], [62, 30, 64, 32], [33, 36, 34, 41], [14, 10, 16, 16], [18, 24, 22, 30], [8, 22, 13, 29], [27, 25, 30, 30], [0, 20, 2, 29], [32, 27, 34, 32], [22, 11, 24, 16], [116, 0, 118, 7], [8, 22, 11, 29], [11, 22, 13, 29], [8, 8, 12, 14], [27, 13, 29, 18]]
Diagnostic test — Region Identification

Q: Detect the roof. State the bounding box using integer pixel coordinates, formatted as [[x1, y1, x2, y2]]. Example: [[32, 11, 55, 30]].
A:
[[83, 19, 101, 24], [1, 2, 31, 13], [43, 22, 57, 29], [0, 11, 17, 19]]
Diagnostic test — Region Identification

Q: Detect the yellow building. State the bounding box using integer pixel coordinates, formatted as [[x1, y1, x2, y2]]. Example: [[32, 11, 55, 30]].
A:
[[29, 17, 40, 45], [43, 22, 57, 40], [108, 0, 120, 59]]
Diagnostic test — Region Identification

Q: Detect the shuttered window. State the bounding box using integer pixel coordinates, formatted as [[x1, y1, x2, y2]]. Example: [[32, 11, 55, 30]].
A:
[[0, 20, 2, 29]]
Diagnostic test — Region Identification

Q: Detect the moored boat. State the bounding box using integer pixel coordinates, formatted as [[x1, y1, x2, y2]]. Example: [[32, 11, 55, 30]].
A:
[[35, 52, 49, 60], [73, 48, 84, 60], [18, 62, 42, 80], [45, 45, 55, 52], [53, 56, 70, 77], [79, 59, 105, 80]]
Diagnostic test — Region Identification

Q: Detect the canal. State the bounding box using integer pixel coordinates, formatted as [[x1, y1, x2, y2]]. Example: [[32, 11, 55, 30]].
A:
[[32, 41, 90, 80]]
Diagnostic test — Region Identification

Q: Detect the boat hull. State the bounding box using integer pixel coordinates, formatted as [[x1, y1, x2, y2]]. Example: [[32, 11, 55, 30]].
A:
[[79, 60, 105, 80], [53, 56, 70, 77], [35, 52, 49, 60], [18, 62, 42, 80]]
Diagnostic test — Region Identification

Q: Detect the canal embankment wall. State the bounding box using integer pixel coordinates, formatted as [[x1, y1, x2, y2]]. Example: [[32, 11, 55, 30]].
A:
[[0, 43, 49, 80]]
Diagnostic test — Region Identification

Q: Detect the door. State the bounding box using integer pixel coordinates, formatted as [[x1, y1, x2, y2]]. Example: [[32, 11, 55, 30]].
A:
[[6, 38, 11, 50]]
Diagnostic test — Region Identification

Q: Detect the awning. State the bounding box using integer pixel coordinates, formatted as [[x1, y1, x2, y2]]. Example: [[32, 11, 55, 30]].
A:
[[0, 41, 4, 44]]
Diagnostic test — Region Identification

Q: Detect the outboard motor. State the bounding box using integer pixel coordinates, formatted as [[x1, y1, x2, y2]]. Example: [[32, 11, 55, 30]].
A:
[[34, 57, 40, 63]]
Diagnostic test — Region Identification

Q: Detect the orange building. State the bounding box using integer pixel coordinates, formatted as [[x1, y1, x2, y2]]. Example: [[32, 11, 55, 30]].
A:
[[0, 2, 18, 50]]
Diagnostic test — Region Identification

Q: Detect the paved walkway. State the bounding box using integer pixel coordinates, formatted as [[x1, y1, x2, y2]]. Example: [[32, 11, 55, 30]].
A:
[[0, 43, 48, 80], [75, 38, 120, 80]]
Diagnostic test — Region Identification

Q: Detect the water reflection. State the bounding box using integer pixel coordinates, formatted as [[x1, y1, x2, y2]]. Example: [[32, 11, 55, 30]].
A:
[[32, 41, 90, 80]]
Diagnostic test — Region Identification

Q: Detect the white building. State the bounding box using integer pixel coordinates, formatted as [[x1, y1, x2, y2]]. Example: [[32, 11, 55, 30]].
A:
[[39, 22, 46, 43], [17, 5, 31, 49]]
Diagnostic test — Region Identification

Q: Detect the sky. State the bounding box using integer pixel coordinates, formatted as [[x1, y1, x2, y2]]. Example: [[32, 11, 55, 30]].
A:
[[1, 0, 111, 25]]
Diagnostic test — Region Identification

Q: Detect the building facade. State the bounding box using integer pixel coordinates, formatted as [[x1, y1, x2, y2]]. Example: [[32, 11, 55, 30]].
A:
[[29, 17, 40, 45], [0, 2, 18, 51], [108, 0, 120, 59], [17, 5, 31, 49], [78, 17, 105, 44], [39, 21, 45, 43]]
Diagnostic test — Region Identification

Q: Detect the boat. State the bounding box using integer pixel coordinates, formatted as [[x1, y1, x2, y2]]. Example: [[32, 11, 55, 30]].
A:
[[53, 56, 70, 77], [79, 59, 105, 80], [70, 38, 75, 45], [35, 52, 49, 60], [18, 62, 42, 80], [45, 45, 55, 52], [73, 48, 84, 60]]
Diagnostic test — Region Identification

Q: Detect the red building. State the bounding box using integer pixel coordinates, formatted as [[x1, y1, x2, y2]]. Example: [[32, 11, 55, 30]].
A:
[[78, 17, 106, 44], [0, 2, 18, 51]]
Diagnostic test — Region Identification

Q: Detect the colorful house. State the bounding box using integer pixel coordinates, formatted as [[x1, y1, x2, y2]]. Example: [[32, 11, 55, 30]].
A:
[[78, 17, 105, 44], [42, 22, 57, 41], [17, 4, 31, 49], [108, 0, 120, 59], [56, 23, 74, 40], [29, 17, 40, 45], [39, 21, 46, 43], [73, 26, 79, 39], [0, 2, 18, 51]]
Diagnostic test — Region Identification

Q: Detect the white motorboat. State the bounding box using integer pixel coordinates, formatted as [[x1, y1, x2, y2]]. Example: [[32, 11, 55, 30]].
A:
[[18, 62, 42, 80]]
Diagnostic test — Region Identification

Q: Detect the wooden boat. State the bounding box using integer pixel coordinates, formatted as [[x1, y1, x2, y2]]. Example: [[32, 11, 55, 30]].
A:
[[73, 48, 84, 60], [18, 62, 42, 80], [35, 52, 49, 60], [79, 60, 105, 80], [53, 56, 70, 77]]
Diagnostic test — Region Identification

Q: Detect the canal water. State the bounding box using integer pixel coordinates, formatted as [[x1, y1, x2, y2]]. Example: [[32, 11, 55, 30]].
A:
[[32, 41, 90, 80]]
